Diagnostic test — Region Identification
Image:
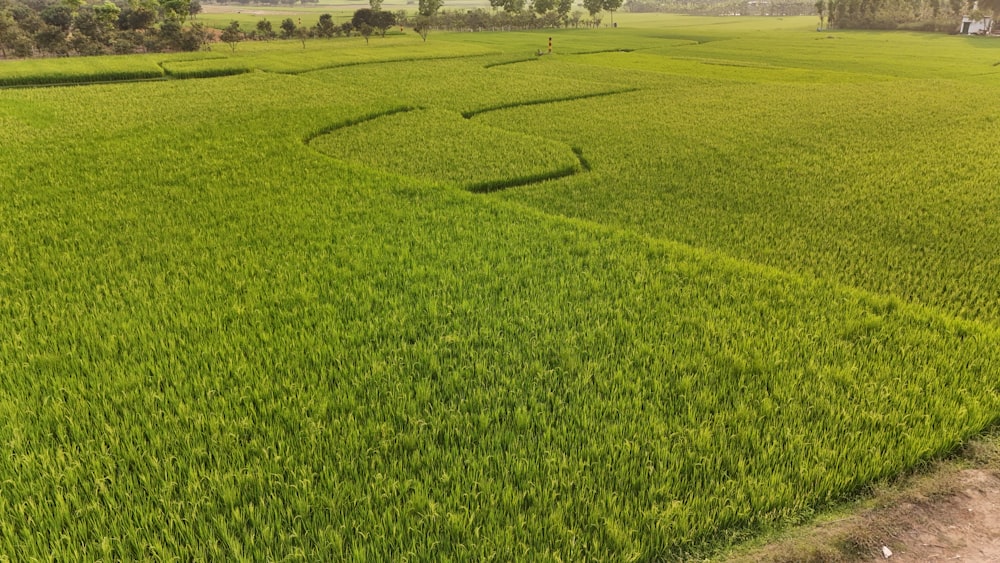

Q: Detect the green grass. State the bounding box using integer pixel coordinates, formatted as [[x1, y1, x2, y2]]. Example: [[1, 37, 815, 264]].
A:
[[0, 55, 165, 86], [308, 108, 582, 191], [161, 57, 255, 79], [2, 17, 1000, 560]]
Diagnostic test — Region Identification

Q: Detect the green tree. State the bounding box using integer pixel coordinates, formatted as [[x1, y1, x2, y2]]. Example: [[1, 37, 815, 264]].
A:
[[351, 8, 374, 28], [119, 6, 155, 31], [418, 0, 443, 17], [0, 10, 25, 57], [490, 0, 523, 12], [256, 18, 275, 41], [40, 5, 72, 31], [316, 13, 334, 37], [34, 23, 67, 55], [372, 10, 394, 36], [531, 0, 554, 14], [158, 15, 182, 46], [556, 0, 573, 21], [94, 1, 119, 28], [160, 0, 190, 23], [358, 21, 372, 43], [413, 14, 431, 40], [582, 0, 602, 17], [220, 19, 241, 51], [602, 0, 621, 24], [369, 0, 383, 10], [178, 20, 206, 50], [279, 17, 295, 39]]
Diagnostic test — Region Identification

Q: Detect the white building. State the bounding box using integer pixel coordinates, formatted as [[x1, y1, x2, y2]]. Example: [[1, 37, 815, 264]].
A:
[[959, 15, 993, 35]]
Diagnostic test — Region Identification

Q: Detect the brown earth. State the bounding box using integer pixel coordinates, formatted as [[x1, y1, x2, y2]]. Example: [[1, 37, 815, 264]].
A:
[[725, 432, 1000, 563]]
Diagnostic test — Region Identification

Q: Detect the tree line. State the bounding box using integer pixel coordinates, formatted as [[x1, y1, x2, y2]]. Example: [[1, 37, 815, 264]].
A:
[[213, 0, 627, 54], [0, 0, 635, 60], [817, 0, 997, 29], [0, 0, 209, 57], [622, 0, 996, 26], [624, 0, 837, 17]]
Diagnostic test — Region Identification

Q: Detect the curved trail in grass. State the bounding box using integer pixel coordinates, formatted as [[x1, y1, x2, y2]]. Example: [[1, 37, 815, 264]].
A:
[[303, 98, 617, 192]]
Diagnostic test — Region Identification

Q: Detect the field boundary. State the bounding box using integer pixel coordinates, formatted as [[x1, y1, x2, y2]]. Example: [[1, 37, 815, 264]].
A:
[[461, 88, 640, 118], [289, 52, 499, 75], [301, 106, 419, 144]]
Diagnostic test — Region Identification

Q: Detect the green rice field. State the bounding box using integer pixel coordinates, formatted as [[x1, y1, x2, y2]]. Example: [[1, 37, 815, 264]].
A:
[[2, 14, 999, 560]]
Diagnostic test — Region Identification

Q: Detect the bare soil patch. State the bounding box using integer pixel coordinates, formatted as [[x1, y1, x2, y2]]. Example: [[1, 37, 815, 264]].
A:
[[725, 431, 1000, 563]]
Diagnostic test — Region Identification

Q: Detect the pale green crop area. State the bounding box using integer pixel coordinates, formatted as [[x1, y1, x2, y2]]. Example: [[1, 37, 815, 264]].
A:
[[2, 15, 999, 560]]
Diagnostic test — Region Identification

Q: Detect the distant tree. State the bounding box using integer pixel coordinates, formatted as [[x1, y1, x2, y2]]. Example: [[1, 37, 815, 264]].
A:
[[418, 0, 443, 16], [7, 30, 34, 57], [979, 0, 999, 15], [188, 0, 201, 20], [294, 24, 307, 47], [815, 0, 824, 26], [358, 21, 372, 43], [160, 0, 190, 23], [40, 4, 71, 31], [493, 0, 525, 12], [70, 0, 118, 49], [11, 4, 44, 36], [256, 18, 275, 40], [158, 15, 182, 46], [316, 12, 334, 37], [369, 0, 383, 10], [279, 16, 295, 38], [220, 19, 241, 51], [556, 0, 573, 20], [179, 20, 207, 50], [372, 9, 394, 36], [531, 0, 554, 14], [34, 23, 67, 55], [582, 0, 602, 17], [351, 8, 373, 28], [93, 1, 119, 29], [118, 6, 156, 31], [413, 14, 430, 40], [61, 0, 84, 15], [602, 0, 622, 24], [568, 8, 582, 26], [0, 12, 16, 57]]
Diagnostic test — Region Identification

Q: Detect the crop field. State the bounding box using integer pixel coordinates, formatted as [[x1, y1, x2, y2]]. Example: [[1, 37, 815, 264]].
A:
[[2, 14, 1000, 560]]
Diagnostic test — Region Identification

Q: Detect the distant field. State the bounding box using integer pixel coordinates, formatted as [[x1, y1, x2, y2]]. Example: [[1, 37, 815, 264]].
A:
[[197, 0, 493, 27], [2, 15, 1000, 560]]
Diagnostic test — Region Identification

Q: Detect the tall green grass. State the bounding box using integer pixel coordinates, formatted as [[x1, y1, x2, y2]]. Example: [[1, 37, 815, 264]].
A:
[[308, 108, 581, 191], [0, 56, 164, 87]]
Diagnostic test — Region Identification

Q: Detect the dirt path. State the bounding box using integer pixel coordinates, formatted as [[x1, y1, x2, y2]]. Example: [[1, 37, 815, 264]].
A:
[[857, 469, 1000, 562], [726, 434, 1000, 563]]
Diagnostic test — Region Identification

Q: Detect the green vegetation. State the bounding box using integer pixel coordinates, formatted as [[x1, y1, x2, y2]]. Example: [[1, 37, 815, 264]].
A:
[[308, 108, 582, 192], [2, 15, 1000, 560], [0, 54, 164, 85]]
